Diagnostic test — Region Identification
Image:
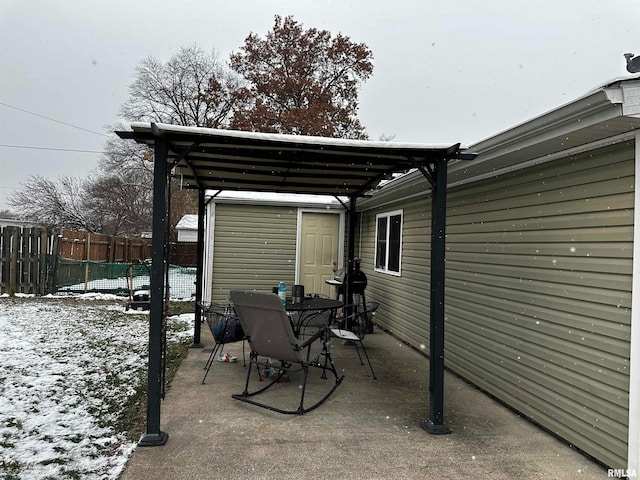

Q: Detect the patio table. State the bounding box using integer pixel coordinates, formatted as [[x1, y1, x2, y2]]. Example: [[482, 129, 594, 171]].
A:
[[285, 297, 342, 337]]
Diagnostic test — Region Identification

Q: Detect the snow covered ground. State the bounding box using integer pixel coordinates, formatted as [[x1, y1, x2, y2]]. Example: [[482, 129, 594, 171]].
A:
[[0, 294, 194, 479]]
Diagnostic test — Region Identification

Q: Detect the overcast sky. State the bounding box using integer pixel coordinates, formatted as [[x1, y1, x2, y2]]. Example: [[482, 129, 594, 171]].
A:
[[0, 0, 638, 211]]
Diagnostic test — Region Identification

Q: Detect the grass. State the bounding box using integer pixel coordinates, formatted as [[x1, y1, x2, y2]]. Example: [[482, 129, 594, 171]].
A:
[[115, 301, 194, 443], [0, 296, 196, 477]]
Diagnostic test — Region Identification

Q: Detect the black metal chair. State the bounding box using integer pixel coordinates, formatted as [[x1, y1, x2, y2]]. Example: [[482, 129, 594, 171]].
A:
[[330, 302, 379, 379], [200, 302, 246, 384], [229, 290, 344, 415]]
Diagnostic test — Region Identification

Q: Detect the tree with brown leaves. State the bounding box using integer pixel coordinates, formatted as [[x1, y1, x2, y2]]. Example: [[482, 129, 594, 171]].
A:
[[229, 15, 373, 139]]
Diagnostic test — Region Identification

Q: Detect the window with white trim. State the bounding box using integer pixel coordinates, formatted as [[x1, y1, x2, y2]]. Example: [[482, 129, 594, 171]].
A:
[[374, 210, 403, 275]]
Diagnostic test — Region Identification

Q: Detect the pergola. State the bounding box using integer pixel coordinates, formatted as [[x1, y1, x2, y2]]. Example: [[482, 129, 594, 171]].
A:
[[116, 122, 476, 446]]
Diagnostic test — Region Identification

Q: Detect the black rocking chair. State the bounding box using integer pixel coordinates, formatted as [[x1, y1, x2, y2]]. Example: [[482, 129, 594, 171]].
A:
[[229, 290, 344, 415]]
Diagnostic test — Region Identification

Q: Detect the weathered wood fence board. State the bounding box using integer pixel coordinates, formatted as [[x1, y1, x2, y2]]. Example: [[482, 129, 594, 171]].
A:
[[0, 226, 56, 295], [1, 227, 153, 295], [57, 230, 151, 263], [169, 242, 197, 267]]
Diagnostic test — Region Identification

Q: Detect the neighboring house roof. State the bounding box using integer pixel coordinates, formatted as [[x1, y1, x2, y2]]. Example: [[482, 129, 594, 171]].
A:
[[359, 75, 640, 209], [0, 217, 37, 228], [176, 214, 198, 231]]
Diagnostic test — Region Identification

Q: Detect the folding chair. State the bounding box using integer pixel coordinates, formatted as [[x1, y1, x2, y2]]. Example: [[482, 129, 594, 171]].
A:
[[289, 293, 335, 339], [229, 290, 344, 415], [200, 302, 246, 384], [331, 302, 379, 379]]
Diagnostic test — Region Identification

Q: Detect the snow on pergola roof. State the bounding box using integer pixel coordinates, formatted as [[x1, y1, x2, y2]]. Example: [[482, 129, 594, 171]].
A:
[[116, 122, 475, 197]]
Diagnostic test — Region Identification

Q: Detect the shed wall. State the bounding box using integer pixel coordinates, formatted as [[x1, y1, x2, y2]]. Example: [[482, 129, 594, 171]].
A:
[[359, 142, 634, 469], [177, 230, 198, 243], [210, 203, 298, 304]]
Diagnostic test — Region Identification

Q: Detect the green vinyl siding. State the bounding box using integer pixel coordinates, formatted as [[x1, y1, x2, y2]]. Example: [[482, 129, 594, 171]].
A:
[[359, 141, 634, 469], [359, 196, 431, 345], [210, 203, 297, 304]]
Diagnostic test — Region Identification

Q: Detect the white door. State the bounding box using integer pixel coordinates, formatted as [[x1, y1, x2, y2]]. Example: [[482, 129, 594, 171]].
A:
[[299, 212, 340, 297]]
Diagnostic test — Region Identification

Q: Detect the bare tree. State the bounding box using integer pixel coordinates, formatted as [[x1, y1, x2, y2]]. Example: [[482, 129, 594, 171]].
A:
[[116, 46, 243, 237], [0, 209, 18, 219], [100, 127, 154, 180], [84, 172, 153, 236], [120, 45, 241, 128], [8, 130, 154, 235], [8, 175, 98, 232], [83, 130, 154, 235], [379, 133, 396, 142]]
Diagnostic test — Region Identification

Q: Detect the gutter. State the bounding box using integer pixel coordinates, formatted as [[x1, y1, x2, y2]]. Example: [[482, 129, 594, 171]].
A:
[[358, 78, 639, 211], [467, 89, 621, 161]]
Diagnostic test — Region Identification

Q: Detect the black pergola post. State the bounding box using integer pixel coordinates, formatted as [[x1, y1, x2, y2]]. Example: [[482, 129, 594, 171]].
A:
[[421, 157, 452, 435], [139, 133, 169, 446], [190, 188, 206, 348], [344, 196, 358, 329]]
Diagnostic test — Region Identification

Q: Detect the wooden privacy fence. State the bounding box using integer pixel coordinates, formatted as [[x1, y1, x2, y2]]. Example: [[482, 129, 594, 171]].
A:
[[58, 230, 152, 263], [170, 242, 197, 267], [0, 227, 154, 295], [0, 226, 57, 295]]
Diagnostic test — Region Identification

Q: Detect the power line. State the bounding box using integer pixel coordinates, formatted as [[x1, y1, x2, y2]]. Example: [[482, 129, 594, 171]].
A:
[[0, 144, 104, 154], [0, 101, 109, 137]]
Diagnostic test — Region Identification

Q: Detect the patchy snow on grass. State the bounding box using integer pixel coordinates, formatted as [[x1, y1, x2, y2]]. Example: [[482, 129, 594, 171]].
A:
[[0, 297, 194, 479]]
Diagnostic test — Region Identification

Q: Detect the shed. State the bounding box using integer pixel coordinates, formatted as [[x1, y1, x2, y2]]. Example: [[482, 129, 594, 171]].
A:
[[200, 191, 344, 304], [175, 214, 199, 243]]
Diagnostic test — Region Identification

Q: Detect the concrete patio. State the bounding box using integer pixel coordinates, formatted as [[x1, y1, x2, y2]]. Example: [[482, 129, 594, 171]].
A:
[[119, 324, 610, 479]]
